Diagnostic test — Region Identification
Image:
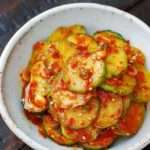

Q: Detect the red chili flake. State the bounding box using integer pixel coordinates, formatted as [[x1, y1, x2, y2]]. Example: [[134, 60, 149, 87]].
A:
[[61, 27, 72, 38], [90, 129, 117, 147], [110, 38, 115, 45], [107, 44, 118, 54], [71, 62, 78, 69], [122, 95, 128, 100], [96, 50, 107, 60], [80, 68, 93, 80], [78, 130, 92, 142], [96, 36, 108, 44], [20, 69, 30, 98], [24, 110, 42, 126], [118, 103, 143, 135], [38, 125, 47, 138], [136, 54, 145, 65], [97, 91, 112, 104], [76, 35, 87, 46], [85, 79, 93, 91], [67, 118, 75, 126], [41, 68, 54, 79], [33, 41, 44, 50], [69, 93, 77, 99], [84, 92, 93, 101], [60, 79, 68, 90], [20, 68, 30, 82], [77, 46, 90, 57], [124, 40, 131, 55], [33, 98, 48, 108], [136, 71, 145, 81], [106, 77, 122, 86], [22, 83, 27, 98], [49, 44, 60, 59], [127, 65, 138, 76], [28, 81, 37, 100], [55, 106, 64, 113], [96, 37, 116, 55], [52, 50, 60, 59], [51, 62, 61, 74]]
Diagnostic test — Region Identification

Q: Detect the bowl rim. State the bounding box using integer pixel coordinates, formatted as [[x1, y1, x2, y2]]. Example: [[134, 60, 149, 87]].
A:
[[0, 3, 150, 150]]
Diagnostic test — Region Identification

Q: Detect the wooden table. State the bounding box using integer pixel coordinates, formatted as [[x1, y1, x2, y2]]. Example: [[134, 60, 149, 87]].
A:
[[0, 0, 150, 149]]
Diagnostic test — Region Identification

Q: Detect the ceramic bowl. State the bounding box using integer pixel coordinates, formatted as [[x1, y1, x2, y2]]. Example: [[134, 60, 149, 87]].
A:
[[0, 3, 150, 150]]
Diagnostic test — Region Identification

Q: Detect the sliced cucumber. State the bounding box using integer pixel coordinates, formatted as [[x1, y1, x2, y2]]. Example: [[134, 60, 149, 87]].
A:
[[67, 34, 99, 53], [61, 98, 99, 129], [94, 31, 128, 78], [28, 41, 47, 67], [65, 51, 105, 93], [94, 30, 125, 41], [29, 41, 62, 66], [43, 115, 76, 145], [94, 30, 127, 49], [29, 42, 63, 78], [51, 73, 93, 109], [48, 24, 86, 42], [134, 70, 150, 102], [82, 129, 117, 150], [23, 62, 51, 113], [52, 40, 77, 62], [61, 125, 100, 143], [95, 93, 123, 128], [105, 48, 128, 78], [51, 89, 93, 109], [101, 74, 136, 95], [23, 77, 49, 113], [113, 103, 145, 136], [30, 62, 52, 95]]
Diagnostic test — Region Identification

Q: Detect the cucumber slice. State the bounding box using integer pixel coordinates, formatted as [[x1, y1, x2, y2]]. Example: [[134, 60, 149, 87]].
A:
[[61, 125, 100, 143], [134, 70, 150, 102], [23, 77, 49, 113], [51, 73, 93, 108], [94, 30, 125, 41], [30, 40, 77, 66], [101, 74, 136, 95], [105, 48, 128, 78], [67, 34, 99, 53], [82, 129, 117, 150], [43, 115, 76, 145], [28, 41, 47, 67], [29, 42, 63, 79], [94, 31, 128, 78], [65, 51, 105, 93], [51, 89, 93, 109], [113, 103, 145, 136], [23, 62, 51, 113], [61, 98, 99, 129], [52, 40, 77, 62], [48, 24, 86, 42], [95, 92, 123, 128]]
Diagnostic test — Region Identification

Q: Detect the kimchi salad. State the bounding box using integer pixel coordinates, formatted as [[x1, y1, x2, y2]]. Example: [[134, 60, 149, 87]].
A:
[[20, 25, 150, 149]]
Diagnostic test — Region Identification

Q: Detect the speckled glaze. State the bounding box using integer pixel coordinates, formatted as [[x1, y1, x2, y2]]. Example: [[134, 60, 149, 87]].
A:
[[0, 3, 150, 150]]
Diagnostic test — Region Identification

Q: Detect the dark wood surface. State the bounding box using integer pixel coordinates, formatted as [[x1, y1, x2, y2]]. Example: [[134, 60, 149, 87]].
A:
[[0, 0, 150, 149]]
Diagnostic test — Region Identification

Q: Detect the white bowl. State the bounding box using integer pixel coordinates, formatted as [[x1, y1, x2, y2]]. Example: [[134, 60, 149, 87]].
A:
[[0, 3, 150, 150]]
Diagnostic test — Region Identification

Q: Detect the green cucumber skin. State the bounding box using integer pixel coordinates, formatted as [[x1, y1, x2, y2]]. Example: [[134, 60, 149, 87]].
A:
[[94, 30, 125, 41]]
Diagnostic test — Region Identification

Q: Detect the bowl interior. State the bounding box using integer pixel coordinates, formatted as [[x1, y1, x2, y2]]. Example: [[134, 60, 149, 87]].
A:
[[1, 4, 150, 150]]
